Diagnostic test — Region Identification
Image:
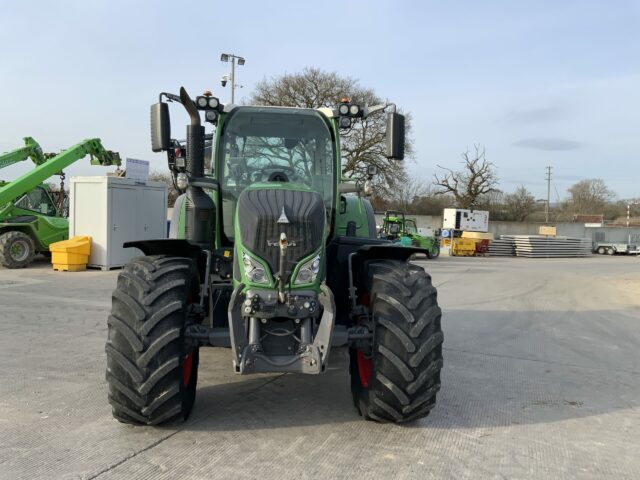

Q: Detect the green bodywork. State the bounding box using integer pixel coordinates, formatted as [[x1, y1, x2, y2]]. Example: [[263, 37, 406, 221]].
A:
[[169, 106, 373, 295], [0, 137, 47, 170], [380, 212, 439, 257], [0, 138, 120, 256], [0, 184, 69, 250]]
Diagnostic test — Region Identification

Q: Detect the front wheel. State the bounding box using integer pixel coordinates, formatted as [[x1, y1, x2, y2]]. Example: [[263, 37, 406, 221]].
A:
[[105, 255, 200, 425], [427, 244, 440, 259], [0, 231, 35, 269], [350, 260, 444, 423]]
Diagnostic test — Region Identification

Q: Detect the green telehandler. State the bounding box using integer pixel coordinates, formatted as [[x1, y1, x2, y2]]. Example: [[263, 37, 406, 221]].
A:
[[379, 210, 440, 258], [0, 138, 121, 268], [0, 136, 48, 170], [105, 88, 443, 425]]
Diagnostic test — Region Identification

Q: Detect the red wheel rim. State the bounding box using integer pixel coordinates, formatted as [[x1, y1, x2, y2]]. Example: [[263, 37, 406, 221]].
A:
[[357, 351, 372, 388], [182, 292, 194, 388], [356, 292, 372, 388], [182, 352, 194, 387]]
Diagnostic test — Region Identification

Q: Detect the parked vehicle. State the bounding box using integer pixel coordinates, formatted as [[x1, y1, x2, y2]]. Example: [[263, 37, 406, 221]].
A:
[[593, 242, 640, 255], [105, 87, 444, 425], [0, 139, 120, 268], [379, 210, 440, 258]]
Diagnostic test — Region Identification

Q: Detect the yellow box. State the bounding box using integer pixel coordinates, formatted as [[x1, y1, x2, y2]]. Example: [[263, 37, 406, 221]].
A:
[[49, 236, 91, 271], [451, 237, 477, 256], [49, 236, 92, 255], [539, 226, 557, 236], [53, 263, 87, 272]]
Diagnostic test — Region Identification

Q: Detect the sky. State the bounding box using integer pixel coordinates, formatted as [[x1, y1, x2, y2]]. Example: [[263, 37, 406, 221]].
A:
[[1, 0, 639, 201]]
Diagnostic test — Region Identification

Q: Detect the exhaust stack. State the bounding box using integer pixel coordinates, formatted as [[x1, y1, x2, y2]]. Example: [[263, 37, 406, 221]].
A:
[[179, 87, 215, 249]]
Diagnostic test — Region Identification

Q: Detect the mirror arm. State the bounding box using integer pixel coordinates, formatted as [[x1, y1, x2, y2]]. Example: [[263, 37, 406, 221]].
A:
[[363, 102, 396, 118], [191, 177, 220, 190], [338, 182, 362, 194], [159, 92, 183, 104]]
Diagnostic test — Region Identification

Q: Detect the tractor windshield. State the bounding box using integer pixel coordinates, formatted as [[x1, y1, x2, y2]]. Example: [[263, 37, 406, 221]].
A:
[[218, 107, 335, 240]]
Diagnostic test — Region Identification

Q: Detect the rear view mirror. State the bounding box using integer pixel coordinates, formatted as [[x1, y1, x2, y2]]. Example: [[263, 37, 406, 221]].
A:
[[150, 102, 171, 152], [386, 112, 405, 160]]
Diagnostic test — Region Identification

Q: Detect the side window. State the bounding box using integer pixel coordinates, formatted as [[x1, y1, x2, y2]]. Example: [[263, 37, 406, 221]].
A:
[[14, 187, 57, 216], [405, 220, 417, 235]]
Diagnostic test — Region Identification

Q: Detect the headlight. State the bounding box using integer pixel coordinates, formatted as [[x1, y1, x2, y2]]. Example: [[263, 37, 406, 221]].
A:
[[294, 254, 321, 285], [208, 97, 219, 109], [339, 117, 351, 129], [176, 172, 189, 190], [338, 103, 350, 115], [243, 252, 269, 284], [196, 96, 208, 108], [349, 104, 360, 116], [205, 110, 217, 122]]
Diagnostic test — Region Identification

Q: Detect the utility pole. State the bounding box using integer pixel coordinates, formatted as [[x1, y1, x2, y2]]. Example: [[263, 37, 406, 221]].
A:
[[545, 166, 552, 224], [220, 53, 245, 104], [628, 203, 631, 244], [628, 202, 639, 244], [230, 57, 235, 104]]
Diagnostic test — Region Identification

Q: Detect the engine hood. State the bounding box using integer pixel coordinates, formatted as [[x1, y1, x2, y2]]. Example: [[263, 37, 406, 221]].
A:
[[236, 184, 325, 280]]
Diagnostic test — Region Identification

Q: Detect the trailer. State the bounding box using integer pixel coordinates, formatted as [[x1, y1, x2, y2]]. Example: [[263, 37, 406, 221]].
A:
[[593, 242, 640, 255]]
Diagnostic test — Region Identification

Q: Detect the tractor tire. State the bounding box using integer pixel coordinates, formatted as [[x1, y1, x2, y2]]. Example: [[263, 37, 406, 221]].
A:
[[105, 255, 200, 426], [427, 245, 440, 259], [0, 231, 35, 269], [350, 260, 443, 423]]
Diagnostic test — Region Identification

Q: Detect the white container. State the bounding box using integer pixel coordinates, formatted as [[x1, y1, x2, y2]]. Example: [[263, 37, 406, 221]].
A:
[[442, 208, 489, 232], [69, 176, 167, 269]]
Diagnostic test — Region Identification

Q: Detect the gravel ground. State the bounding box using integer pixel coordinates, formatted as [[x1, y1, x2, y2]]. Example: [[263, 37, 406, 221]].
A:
[[0, 255, 638, 479]]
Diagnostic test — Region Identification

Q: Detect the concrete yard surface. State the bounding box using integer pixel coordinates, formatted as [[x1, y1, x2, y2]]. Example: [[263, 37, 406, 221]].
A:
[[0, 256, 639, 479]]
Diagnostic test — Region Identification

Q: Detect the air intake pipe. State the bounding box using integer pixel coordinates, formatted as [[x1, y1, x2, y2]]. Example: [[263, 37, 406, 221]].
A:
[[179, 87, 215, 249]]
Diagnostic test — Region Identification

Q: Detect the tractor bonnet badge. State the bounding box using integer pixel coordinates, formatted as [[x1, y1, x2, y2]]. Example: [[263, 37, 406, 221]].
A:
[[277, 206, 289, 224]]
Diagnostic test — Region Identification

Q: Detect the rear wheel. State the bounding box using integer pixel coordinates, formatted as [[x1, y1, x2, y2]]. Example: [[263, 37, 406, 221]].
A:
[[597, 246, 606, 255], [607, 247, 615, 255], [0, 231, 35, 269], [350, 260, 443, 423], [105, 255, 200, 425]]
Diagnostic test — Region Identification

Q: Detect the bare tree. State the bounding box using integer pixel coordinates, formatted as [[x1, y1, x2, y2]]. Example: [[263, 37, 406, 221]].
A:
[[149, 170, 179, 207], [432, 145, 499, 208], [250, 67, 412, 194], [503, 186, 536, 221], [387, 177, 430, 212], [566, 179, 615, 214]]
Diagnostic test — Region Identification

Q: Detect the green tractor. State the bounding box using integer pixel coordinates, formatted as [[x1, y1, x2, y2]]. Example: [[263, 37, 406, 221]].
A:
[[0, 138, 121, 268], [105, 88, 444, 425], [379, 210, 440, 259]]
